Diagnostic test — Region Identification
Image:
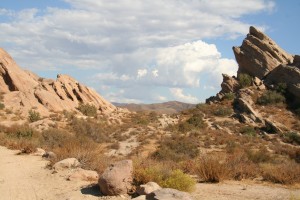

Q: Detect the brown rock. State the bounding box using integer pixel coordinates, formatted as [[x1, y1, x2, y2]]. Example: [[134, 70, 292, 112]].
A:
[[233, 26, 293, 79], [98, 160, 133, 196], [220, 74, 239, 94]]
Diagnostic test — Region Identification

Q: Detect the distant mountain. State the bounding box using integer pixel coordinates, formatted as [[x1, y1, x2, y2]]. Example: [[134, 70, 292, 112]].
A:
[[113, 101, 196, 114]]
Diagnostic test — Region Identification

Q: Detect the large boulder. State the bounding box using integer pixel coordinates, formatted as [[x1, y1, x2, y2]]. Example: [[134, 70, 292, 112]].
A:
[[220, 74, 240, 94], [98, 160, 133, 196], [146, 188, 193, 200], [233, 26, 293, 79]]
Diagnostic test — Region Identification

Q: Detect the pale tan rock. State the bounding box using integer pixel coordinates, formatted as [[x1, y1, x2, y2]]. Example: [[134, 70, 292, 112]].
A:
[[0, 48, 116, 117], [98, 160, 133, 196], [137, 182, 161, 195], [53, 158, 80, 171], [146, 188, 193, 200], [220, 74, 240, 94], [32, 148, 46, 156], [67, 168, 98, 182]]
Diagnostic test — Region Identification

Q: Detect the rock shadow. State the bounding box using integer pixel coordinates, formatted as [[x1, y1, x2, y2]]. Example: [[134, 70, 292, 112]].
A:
[[80, 184, 102, 197]]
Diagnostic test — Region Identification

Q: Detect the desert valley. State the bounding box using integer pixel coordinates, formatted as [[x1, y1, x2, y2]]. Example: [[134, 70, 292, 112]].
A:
[[0, 25, 300, 199]]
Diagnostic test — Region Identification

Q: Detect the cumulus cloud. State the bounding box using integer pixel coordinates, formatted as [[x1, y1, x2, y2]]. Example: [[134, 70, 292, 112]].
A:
[[170, 88, 198, 104], [0, 0, 275, 103]]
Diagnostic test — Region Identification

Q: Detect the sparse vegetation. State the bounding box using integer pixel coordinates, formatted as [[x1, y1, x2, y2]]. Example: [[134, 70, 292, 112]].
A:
[[257, 90, 285, 105], [28, 109, 41, 122], [223, 92, 235, 100], [238, 73, 252, 88], [213, 107, 233, 117], [0, 102, 4, 110], [77, 103, 97, 117]]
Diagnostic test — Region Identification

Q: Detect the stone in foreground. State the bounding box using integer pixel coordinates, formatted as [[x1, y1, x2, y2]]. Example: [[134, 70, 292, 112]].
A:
[[146, 188, 193, 200], [98, 160, 133, 196]]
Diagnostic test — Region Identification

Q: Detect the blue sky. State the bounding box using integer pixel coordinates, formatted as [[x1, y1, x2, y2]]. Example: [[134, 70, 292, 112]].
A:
[[0, 0, 299, 103]]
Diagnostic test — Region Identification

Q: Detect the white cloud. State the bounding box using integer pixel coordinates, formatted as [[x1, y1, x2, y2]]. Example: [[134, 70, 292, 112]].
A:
[[170, 88, 198, 104], [137, 69, 147, 78], [0, 0, 275, 103]]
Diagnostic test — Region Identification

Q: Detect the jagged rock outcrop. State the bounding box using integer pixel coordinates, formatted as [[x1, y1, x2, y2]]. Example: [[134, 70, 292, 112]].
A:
[[0, 48, 116, 116], [233, 26, 293, 79]]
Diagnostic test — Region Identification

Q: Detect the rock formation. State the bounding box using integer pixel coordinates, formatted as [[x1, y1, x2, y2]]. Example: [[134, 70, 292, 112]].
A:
[[208, 26, 300, 104], [233, 26, 293, 79], [0, 48, 116, 116]]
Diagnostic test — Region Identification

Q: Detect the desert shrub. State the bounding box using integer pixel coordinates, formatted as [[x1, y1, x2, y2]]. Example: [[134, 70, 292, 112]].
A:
[[238, 73, 252, 88], [41, 128, 73, 149], [178, 113, 206, 132], [1, 125, 40, 153], [194, 155, 229, 182], [257, 91, 285, 105], [283, 132, 300, 145], [213, 107, 233, 117], [295, 108, 300, 118], [240, 126, 256, 136], [262, 161, 300, 184], [223, 92, 235, 100], [51, 137, 110, 173], [0, 102, 4, 110], [134, 160, 195, 192], [77, 103, 97, 117], [245, 148, 272, 164], [28, 109, 41, 122], [153, 134, 199, 162], [71, 118, 111, 143], [276, 82, 287, 94], [160, 169, 196, 192]]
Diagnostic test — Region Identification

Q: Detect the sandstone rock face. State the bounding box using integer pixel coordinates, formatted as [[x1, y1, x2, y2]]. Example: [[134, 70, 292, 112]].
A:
[[265, 64, 300, 100], [233, 26, 293, 79], [146, 188, 193, 200], [98, 160, 133, 196], [0, 48, 116, 116], [220, 74, 240, 94]]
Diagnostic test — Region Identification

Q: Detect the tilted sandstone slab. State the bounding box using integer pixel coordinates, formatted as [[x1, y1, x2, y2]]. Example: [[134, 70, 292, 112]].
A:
[[233, 26, 293, 79], [0, 48, 116, 116]]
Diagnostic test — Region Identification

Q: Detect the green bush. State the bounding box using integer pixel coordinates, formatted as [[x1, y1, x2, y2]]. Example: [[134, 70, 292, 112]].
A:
[[238, 73, 252, 88], [0, 102, 4, 110], [28, 110, 41, 122], [276, 82, 287, 94], [77, 103, 97, 117], [214, 107, 233, 117], [246, 148, 272, 164], [257, 91, 285, 105], [240, 126, 256, 136], [134, 164, 195, 192], [161, 169, 196, 192], [223, 92, 235, 100], [283, 132, 300, 145]]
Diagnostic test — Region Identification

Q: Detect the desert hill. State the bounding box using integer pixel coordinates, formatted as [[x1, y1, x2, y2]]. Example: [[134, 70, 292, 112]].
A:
[[113, 101, 195, 114], [0, 48, 116, 116], [0, 26, 300, 200]]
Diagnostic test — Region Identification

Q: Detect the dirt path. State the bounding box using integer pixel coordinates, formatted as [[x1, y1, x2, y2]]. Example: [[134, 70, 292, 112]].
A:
[[1, 146, 300, 200], [0, 146, 126, 200]]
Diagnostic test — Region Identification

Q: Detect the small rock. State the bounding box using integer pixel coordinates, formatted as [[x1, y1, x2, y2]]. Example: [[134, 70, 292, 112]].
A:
[[98, 160, 133, 196], [53, 158, 80, 171], [146, 188, 193, 200], [67, 168, 99, 182], [137, 182, 161, 195], [32, 148, 46, 156], [42, 151, 57, 159], [132, 195, 146, 200]]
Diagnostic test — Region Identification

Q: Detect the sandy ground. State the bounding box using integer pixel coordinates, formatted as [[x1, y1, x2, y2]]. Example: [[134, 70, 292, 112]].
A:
[[1, 145, 300, 200], [0, 146, 127, 200]]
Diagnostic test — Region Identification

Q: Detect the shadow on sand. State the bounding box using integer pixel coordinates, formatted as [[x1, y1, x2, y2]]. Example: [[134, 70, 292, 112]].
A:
[[81, 184, 102, 197]]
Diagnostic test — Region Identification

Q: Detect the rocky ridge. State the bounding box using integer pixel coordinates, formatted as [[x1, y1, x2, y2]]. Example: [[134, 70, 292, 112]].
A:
[[208, 26, 300, 104], [0, 48, 116, 116]]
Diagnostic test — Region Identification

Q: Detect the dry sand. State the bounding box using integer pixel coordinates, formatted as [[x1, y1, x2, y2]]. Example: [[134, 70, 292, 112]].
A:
[[0, 145, 299, 200]]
